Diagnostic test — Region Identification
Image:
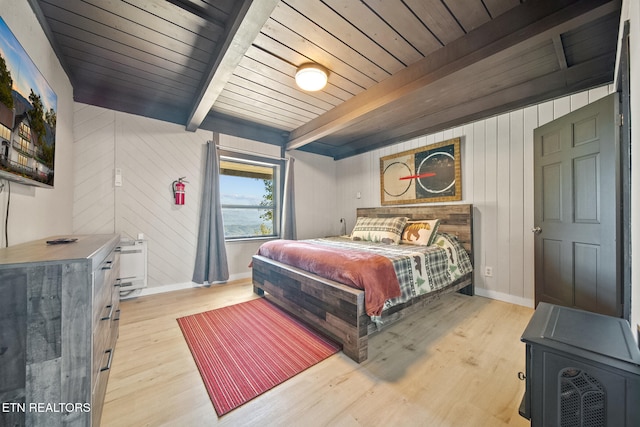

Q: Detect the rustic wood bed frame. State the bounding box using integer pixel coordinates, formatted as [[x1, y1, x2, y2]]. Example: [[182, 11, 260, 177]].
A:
[[251, 204, 474, 363]]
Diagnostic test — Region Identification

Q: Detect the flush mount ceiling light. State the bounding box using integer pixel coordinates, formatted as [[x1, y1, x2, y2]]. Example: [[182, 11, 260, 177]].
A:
[[295, 63, 329, 91]]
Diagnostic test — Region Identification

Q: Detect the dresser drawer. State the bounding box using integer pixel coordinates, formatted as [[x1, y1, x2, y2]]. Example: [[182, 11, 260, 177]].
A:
[[99, 277, 121, 363], [106, 251, 120, 293], [93, 294, 113, 341], [91, 347, 114, 427], [110, 299, 121, 346], [93, 251, 120, 329], [92, 311, 113, 376], [92, 249, 120, 383]]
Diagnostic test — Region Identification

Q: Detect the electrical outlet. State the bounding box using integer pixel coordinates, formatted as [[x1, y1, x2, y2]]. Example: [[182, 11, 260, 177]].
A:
[[484, 266, 493, 277]]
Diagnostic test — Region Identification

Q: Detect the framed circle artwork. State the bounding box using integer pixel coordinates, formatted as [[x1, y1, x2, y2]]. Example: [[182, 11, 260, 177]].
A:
[[380, 137, 462, 205]]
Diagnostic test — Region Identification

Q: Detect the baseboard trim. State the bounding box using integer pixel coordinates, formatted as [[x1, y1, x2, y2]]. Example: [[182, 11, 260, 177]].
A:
[[127, 273, 534, 309], [133, 272, 252, 298], [474, 287, 534, 308]]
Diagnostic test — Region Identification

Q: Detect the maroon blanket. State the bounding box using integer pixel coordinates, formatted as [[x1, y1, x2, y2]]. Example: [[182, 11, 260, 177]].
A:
[[255, 240, 401, 316]]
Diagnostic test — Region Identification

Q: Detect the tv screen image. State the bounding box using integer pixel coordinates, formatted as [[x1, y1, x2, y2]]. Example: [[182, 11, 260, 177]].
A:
[[0, 17, 57, 188]]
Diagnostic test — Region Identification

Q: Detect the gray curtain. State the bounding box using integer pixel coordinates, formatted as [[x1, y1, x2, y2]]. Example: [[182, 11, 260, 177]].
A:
[[193, 139, 229, 284], [281, 157, 297, 240]]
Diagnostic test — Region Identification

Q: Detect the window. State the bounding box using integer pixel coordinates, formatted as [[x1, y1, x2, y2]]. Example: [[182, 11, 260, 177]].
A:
[[0, 124, 10, 142], [17, 154, 28, 168], [19, 134, 30, 153], [19, 122, 30, 148], [219, 152, 283, 240], [19, 122, 30, 138]]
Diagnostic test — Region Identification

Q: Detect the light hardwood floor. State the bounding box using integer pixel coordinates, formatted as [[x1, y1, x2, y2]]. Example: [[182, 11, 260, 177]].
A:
[[101, 280, 534, 427]]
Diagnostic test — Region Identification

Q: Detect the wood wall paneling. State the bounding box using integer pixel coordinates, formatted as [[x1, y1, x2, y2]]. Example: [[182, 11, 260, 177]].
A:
[[523, 105, 538, 305], [472, 120, 487, 290], [335, 85, 613, 306], [483, 116, 498, 294], [72, 104, 116, 235], [73, 84, 613, 301], [73, 106, 340, 288], [114, 112, 206, 287], [496, 113, 511, 296], [73, 104, 210, 288], [509, 110, 525, 298]]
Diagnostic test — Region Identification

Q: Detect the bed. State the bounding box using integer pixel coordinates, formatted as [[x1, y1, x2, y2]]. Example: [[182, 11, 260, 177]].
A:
[[251, 204, 474, 363]]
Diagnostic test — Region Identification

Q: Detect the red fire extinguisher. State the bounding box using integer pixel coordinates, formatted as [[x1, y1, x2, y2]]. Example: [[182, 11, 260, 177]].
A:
[[172, 177, 187, 205]]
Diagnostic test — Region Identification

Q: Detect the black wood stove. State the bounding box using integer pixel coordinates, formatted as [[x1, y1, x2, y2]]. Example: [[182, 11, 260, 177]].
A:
[[520, 302, 640, 427]]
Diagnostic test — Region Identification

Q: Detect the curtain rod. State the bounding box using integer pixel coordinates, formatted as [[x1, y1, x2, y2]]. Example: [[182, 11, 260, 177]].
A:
[[215, 144, 289, 161]]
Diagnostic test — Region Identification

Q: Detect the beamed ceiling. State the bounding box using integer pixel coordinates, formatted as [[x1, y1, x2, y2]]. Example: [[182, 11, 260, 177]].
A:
[[27, 0, 621, 159]]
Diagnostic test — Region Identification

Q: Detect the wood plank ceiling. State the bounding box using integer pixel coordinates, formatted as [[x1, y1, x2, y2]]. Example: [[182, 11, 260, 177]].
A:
[[28, 0, 621, 159]]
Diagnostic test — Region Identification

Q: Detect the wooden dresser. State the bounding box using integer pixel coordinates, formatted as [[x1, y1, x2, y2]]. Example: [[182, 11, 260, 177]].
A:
[[0, 234, 121, 427]]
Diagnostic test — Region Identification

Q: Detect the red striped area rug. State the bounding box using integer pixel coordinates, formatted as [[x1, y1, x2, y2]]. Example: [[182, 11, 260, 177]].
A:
[[177, 298, 341, 416]]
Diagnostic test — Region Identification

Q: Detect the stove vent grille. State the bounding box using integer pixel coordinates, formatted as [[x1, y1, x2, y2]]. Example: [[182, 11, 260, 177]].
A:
[[559, 368, 605, 427]]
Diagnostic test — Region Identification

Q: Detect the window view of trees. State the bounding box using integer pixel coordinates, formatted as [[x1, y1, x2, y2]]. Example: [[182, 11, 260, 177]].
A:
[[219, 157, 279, 239], [258, 178, 274, 235], [0, 55, 14, 109]]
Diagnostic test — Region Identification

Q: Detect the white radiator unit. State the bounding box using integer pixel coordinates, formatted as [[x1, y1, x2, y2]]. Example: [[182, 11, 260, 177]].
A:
[[117, 239, 147, 298]]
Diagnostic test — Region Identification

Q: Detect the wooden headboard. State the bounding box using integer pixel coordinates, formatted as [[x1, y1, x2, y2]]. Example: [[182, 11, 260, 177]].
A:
[[355, 204, 473, 255]]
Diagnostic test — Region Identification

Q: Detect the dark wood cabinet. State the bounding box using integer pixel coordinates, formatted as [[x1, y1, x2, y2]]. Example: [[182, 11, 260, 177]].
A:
[[0, 235, 120, 427]]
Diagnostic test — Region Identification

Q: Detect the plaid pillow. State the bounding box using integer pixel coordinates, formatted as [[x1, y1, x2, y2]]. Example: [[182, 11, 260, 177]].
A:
[[350, 216, 408, 245]]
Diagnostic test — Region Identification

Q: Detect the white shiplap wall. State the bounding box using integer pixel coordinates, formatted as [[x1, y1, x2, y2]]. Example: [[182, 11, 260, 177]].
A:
[[73, 86, 612, 299], [335, 85, 614, 307], [115, 111, 208, 288], [73, 103, 210, 289], [72, 104, 338, 292], [73, 104, 116, 234]]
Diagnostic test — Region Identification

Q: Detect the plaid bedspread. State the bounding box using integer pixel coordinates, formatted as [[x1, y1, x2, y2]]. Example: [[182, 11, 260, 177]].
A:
[[308, 233, 473, 313]]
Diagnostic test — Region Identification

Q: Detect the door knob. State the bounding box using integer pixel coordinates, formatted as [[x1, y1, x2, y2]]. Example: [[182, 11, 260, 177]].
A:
[[531, 226, 542, 234]]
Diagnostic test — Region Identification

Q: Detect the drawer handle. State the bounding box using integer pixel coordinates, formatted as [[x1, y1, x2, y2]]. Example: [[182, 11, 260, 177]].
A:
[[114, 278, 122, 287], [101, 305, 113, 321], [113, 309, 121, 322], [102, 260, 113, 270], [120, 249, 143, 255], [100, 349, 113, 372]]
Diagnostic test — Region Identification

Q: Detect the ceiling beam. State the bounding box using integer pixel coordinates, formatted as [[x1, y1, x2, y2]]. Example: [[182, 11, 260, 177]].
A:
[[331, 53, 615, 159], [286, 0, 620, 151], [200, 111, 288, 147], [164, 0, 227, 28], [552, 34, 569, 69], [185, 0, 279, 132]]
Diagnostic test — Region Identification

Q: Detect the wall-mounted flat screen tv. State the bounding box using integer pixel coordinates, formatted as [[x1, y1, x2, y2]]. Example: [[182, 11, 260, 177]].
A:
[[0, 17, 57, 188]]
